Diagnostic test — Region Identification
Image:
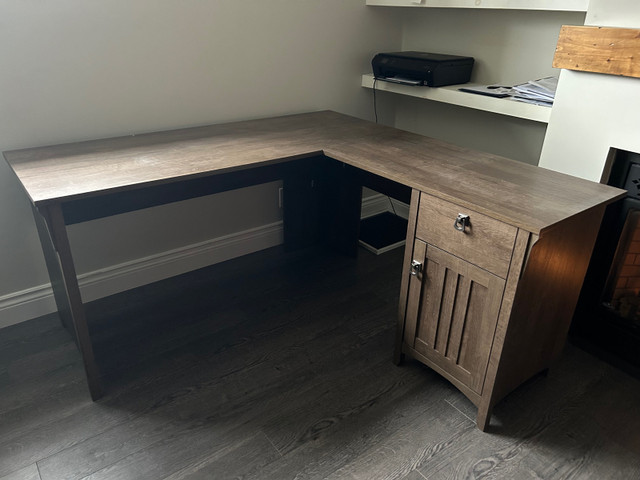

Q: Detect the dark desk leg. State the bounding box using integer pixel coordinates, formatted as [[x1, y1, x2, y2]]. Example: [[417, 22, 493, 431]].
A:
[[283, 158, 363, 256], [283, 159, 323, 251], [32, 203, 103, 400], [321, 161, 362, 257]]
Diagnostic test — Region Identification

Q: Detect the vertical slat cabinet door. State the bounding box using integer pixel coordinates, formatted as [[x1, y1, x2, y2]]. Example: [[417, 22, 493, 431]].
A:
[[404, 241, 506, 394]]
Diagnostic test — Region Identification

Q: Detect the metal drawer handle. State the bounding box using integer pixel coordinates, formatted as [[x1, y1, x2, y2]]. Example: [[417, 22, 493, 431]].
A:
[[410, 260, 422, 276], [454, 214, 470, 232]]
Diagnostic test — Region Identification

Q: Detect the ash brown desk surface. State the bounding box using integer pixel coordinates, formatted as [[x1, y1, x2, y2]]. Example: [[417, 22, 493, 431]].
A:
[[5, 110, 621, 235], [3, 111, 625, 405]]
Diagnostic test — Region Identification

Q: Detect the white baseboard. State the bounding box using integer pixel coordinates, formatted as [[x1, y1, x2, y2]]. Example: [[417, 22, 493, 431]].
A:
[[0, 221, 284, 329], [1, 194, 410, 329], [361, 193, 409, 220]]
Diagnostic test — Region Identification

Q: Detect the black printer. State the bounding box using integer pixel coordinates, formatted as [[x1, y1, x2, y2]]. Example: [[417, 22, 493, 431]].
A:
[[372, 51, 474, 87]]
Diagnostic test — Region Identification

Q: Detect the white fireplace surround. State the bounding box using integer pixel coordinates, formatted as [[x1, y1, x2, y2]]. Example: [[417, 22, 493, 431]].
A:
[[539, 0, 640, 182]]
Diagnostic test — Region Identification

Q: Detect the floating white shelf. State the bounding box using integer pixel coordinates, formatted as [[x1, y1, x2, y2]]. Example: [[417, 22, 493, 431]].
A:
[[365, 0, 589, 12], [361, 74, 551, 124]]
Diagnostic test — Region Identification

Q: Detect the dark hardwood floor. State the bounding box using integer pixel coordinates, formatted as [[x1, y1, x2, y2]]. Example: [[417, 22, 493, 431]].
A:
[[1, 245, 640, 480]]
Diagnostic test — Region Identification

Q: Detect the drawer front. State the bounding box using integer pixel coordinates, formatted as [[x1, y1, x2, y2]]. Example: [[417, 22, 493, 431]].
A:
[[416, 193, 517, 278]]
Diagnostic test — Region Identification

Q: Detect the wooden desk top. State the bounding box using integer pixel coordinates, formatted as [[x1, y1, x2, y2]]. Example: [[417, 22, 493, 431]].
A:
[[3, 110, 624, 235]]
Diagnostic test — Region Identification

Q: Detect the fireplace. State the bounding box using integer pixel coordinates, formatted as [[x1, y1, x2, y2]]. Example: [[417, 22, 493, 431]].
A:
[[572, 149, 640, 370], [535, 2, 640, 373]]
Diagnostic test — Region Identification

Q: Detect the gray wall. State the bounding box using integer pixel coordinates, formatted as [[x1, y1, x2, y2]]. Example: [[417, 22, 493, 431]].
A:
[[0, 0, 402, 326]]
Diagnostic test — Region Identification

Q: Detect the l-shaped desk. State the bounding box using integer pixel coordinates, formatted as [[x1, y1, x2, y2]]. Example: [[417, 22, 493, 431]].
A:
[[4, 111, 625, 430]]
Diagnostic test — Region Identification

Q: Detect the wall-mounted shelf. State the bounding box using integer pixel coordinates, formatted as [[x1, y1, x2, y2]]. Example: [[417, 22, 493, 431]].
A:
[[365, 0, 588, 11], [361, 74, 551, 123]]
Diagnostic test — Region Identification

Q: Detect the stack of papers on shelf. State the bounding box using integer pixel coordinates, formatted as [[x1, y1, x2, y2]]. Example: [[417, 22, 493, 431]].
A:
[[458, 76, 558, 107], [512, 76, 558, 106]]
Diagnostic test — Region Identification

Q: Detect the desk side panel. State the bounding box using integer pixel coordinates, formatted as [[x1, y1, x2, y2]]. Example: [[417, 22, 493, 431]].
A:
[[489, 205, 606, 410]]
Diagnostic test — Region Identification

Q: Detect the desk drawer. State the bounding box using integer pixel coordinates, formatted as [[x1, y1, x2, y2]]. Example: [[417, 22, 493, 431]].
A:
[[415, 193, 517, 278]]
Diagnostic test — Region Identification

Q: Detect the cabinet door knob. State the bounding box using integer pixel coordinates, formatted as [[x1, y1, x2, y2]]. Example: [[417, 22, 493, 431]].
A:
[[454, 213, 470, 232], [410, 260, 423, 276]]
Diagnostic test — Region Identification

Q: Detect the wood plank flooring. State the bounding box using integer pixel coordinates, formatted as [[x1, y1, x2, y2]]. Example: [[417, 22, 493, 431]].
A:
[[1, 245, 639, 479]]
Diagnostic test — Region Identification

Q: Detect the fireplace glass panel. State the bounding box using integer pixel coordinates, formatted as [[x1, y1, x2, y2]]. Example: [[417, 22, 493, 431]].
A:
[[571, 148, 640, 371], [603, 209, 640, 327]]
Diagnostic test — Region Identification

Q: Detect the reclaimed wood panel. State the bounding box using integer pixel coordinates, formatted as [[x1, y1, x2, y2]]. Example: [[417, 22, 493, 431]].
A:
[[554, 25, 640, 78]]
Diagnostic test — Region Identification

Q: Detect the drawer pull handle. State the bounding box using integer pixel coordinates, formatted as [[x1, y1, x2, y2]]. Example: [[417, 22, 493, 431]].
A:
[[410, 260, 422, 276], [454, 214, 470, 232]]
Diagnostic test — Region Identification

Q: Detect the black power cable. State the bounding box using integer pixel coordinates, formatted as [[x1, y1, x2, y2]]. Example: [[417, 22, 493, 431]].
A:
[[373, 77, 378, 123]]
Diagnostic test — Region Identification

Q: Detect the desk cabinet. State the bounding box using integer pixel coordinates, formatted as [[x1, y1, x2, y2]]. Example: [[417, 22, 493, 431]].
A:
[[396, 190, 606, 430]]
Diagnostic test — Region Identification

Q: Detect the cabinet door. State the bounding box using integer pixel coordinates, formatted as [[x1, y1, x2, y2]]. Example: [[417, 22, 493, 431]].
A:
[[404, 240, 506, 394]]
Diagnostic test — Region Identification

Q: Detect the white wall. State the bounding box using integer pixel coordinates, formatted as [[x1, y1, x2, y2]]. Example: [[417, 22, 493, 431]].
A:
[[379, 8, 585, 165], [0, 0, 402, 327], [539, 0, 640, 180], [585, 0, 639, 28]]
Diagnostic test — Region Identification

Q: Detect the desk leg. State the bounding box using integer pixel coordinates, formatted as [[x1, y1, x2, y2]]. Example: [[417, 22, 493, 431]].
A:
[[283, 160, 323, 251], [32, 203, 103, 400], [321, 161, 362, 257], [283, 159, 362, 255]]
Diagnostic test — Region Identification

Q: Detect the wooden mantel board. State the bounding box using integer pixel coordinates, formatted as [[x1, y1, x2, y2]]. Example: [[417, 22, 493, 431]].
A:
[[553, 25, 640, 78]]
